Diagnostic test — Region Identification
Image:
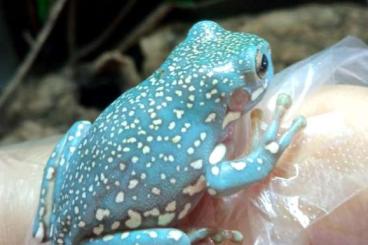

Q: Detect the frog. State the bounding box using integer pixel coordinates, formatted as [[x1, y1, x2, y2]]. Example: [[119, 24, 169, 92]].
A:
[[32, 20, 306, 245]]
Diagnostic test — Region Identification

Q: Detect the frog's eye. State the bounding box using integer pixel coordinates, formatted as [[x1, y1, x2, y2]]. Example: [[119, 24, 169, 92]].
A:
[[255, 51, 268, 79]]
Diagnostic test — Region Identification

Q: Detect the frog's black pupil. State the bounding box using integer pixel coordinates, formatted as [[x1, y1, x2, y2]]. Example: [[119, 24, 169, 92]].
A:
[[261, 54, 268, 71], [256, 53, 268, 79]]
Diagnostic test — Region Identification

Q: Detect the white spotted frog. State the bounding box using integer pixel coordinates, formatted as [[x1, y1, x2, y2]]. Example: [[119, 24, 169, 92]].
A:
[[32, 21, 306, 245]]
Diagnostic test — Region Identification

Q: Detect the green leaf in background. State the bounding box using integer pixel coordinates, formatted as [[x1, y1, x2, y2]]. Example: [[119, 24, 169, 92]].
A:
[[36, 0, 51, 22]]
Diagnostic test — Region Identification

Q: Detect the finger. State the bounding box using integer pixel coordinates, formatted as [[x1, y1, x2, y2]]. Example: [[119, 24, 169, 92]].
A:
[[0, 137, 58, 245]]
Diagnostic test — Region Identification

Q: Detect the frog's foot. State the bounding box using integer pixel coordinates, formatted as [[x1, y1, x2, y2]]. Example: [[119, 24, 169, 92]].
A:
[[188, 228, 243, 244], [80, 227, 242, 245], [205, 94, 306, 196], [260, 94, 306, 154], [80, 228, 191, 245], [32, 121, 91, 242]]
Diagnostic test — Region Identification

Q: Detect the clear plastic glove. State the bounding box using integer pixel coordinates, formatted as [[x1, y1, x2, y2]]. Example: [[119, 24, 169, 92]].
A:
[[1, 37, 367, 245]]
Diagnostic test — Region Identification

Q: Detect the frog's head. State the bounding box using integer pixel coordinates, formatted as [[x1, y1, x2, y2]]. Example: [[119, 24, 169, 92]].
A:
[[165, 21, 273, 117]]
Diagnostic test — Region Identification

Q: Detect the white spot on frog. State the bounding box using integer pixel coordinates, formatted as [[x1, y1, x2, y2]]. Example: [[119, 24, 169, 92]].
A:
[[125, 210, 142, 228], [230, 161, 247, 170], [178, 203, 192, 220], [46, 167, 55, 180], [172, 135, 181, 143], [165, 201, 177, 212], [115, 192, 125, 203], [111, 221, 120, 230], [208, 188, 217, 196], [142, 145, 150, 154], [78, 221, 86, 228], [168, 121, 176, 130], [132, 156, 139, 163], [187, 147, 195, 155], [119, 163, 126, 171], [211, 166, 220, 175], [173, 109, 184, 119], [151, 187, 161, 195], [147, 231, 158, 238], [190, 159, 203, 169], [34, 223, 45, 241], [182, 175, 206, 196], [200, 132, 207, 141], [121, 232, 130, 239], [205, 112, 216, 123], [265, 141, 280, 154], [209, 144, 226, 164], [96, 208, 110, 221], [93, 224, 104, 235], [168, 230, 183, 241], [103, 235, 114, 241], [128, 179, 139, 189], [144, 208, 160, 217], [158, 213, 175, 226]]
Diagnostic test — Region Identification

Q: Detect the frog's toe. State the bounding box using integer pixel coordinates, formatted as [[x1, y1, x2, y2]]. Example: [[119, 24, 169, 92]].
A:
[[211, 229, 244, 244], [278, 115, 306, 152], [33, 222, 46, 242], [187, 228, 244, 244], [263, 93, 292, 143], [276, 93, 292, 109]]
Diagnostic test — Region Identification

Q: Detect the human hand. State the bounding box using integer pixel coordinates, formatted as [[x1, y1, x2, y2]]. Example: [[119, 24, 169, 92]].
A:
[[1, 85, 367, 245], [0, 136, 58, 245]]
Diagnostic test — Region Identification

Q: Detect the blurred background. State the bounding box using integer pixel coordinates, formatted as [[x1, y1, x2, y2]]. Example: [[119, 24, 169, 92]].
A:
[[0, 0, 367, 145]]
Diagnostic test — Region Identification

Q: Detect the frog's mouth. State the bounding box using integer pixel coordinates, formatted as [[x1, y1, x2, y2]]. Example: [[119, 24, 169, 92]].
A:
[[221, 87, 264, 158]]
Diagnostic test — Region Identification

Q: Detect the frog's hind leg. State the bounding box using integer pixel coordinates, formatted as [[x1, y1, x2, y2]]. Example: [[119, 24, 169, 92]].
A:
[[80, 228, 243, 245], [81, 228, 191, 245], [32, 121, 91, 242]]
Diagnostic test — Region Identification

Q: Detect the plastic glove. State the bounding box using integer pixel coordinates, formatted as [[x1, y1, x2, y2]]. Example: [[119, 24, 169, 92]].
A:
[[180, 36, 368, 245]]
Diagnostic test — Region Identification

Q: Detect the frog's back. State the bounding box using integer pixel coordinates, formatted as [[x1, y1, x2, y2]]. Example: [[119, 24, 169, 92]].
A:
[[52, 76, 215, 243]]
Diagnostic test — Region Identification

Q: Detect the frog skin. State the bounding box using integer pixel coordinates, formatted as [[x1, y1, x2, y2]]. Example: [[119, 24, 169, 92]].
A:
[[32, 21, 306, 245]]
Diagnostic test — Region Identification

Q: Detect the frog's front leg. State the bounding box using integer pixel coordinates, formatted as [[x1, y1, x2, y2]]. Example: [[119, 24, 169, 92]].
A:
[[206, 94, 306, 196], [32, 121, 91, 242], [81, 228, 242, 245]]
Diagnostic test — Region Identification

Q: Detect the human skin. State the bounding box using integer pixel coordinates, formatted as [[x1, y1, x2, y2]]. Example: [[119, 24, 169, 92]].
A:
[[1, 85, 367, 245]]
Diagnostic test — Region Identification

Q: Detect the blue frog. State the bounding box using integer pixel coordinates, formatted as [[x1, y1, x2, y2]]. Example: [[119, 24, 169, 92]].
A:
[[32, 21, 305, 245]]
